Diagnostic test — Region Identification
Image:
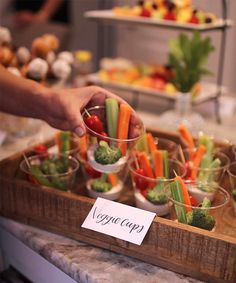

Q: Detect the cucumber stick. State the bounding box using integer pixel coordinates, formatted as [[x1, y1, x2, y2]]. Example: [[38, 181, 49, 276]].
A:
[[60, 131, 71, 153], [30, 165, 52, 187], [106, 98, 119, 138], [170, 181, 187, 224]]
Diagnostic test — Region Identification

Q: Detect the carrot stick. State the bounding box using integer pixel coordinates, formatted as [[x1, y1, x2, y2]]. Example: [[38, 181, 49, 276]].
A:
[[152, 150, 163, 177], [147, 132, 157, 152], [117, 103, 132, 155], [55, 132, 62, 152], [138, 152, 154, 178], [108, 173, 118, 187], [78, 135, 88, 161], [178, 124, 195, 148], [174, 176, 192, 212], [191, 144, 207, 180]]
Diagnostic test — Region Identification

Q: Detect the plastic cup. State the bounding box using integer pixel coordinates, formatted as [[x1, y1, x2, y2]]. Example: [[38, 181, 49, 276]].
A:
[[227, 161, 236, 214], [179, 148, 230, 186], [128, 158, 186, 216], [81, 105, 144, 174], [169, 183, 230, 231], [20, 153, 79, 191]]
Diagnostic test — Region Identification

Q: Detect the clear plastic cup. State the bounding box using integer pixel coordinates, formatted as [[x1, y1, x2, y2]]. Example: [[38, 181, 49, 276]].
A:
[[179, 148, 230, 186], [128, 158, 186, 216], [20, 153, 79, 191], [81, 105, 144, 174], [169, 183, 230, 231]]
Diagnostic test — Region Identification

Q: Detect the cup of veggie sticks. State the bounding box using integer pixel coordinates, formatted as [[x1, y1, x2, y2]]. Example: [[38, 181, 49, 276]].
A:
[[20, 153, 79, 191], [180, 148, 229, 185], [227, 162, 236, 214], [135, 132, 178, 158], [169, 180, 230, 231], [128, 154, 186, 216], [81, 99, 144, 174]]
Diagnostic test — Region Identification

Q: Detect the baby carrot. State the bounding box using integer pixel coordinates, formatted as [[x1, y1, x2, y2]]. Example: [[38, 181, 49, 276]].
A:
[[147, 132, 157, 153], [174, 176, 192, 212], [138, 152, 154, 178], [191, 144, 207, 180], [117, 103, 132, 155], [178, 124, 195, 148], [108, 173, 118, 187], [152, 149, 163, 177]]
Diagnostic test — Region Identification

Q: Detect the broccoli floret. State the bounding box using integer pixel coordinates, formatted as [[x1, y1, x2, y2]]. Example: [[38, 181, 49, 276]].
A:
[[232, 189, 236, 202], [91, 179, 112, 192], [91, 173, 112, 192], [147, 183, 168, 204], [187, 197, 215, 231], [94, 141, 122, 165]]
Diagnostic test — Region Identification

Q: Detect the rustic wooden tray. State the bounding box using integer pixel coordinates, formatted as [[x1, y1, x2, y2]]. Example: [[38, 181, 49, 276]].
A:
[[0, 128, 235, 283]]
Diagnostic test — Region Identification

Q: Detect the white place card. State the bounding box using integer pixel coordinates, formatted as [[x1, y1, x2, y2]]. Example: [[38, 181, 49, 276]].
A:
[[81, 197, 156, 245]]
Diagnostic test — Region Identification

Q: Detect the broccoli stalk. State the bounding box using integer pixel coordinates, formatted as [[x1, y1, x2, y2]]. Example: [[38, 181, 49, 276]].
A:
[[232, 189, 236, 202], [91, 173, 112, 192], [186, 197, 215, 231], [94, 141, 122, 165], [147, 183, 168, 205]]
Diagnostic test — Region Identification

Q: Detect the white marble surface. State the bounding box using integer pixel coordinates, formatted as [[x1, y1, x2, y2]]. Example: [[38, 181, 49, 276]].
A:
[[0, 217, 203, 283]]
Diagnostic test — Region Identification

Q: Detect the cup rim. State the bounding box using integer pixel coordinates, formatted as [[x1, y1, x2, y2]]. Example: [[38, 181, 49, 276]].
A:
[[169, 185, 230, 211], [82, 105, 145, 143], [227, 161, 236, 178], [182, 148, 230, 171], [128, 157, 186, 183], [20, 153, 80, 177]]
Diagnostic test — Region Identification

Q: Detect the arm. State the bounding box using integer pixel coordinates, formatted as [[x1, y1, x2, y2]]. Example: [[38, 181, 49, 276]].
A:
[[0, 66, 141, 137], [35, 0, 64, 22]]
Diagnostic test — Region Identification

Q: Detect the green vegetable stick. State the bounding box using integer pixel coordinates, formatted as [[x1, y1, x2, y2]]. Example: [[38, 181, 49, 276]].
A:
[[48, 163, 67, 191], [30, 165, 52, 187], [170, 181, 187, 224], [161, 150, 169, 179], [60, 131, 71, 154], [135, 133, 149, 154], [106, 98, 119, 138]]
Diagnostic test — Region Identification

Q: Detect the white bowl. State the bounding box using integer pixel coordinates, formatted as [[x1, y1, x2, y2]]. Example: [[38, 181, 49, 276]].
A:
[[187, 184, 216, 204], [134, 191, 171, 216], [86, 179, 123, 200]]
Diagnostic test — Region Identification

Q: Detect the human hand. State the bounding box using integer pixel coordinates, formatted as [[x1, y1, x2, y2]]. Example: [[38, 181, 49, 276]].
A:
[[42, 86, 142, 137]]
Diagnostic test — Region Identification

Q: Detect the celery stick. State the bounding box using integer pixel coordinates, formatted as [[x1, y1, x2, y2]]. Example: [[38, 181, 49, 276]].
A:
[[135, 133, 149, 154], [170, 181, 187, 224], [106, 98, 119, 138], [48, 163, 67, 191], [60, 131, 71, 154], [161, 150, 169, 179], [30, 165, 52, 187], [198, 133, 214, 155]]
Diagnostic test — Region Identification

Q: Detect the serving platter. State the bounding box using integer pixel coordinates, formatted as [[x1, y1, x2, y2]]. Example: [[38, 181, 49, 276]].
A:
[[88, 73, 221, 105], [0, 128, 235, 283], [85, 10, 233, 31]]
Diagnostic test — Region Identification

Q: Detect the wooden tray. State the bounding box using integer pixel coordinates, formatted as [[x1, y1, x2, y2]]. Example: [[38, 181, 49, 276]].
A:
[[0, 128, 235, 283]]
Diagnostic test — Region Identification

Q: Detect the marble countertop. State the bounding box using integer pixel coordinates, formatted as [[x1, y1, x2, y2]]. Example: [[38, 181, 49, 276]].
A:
[[0, 217, 203, 283]]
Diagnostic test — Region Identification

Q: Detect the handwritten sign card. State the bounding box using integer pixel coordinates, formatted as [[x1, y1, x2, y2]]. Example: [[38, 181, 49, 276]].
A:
[[82, 197, 156, 245]]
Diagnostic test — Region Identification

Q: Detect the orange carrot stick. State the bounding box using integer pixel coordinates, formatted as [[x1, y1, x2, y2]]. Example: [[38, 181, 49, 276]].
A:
[[174, 176, 192, 212], [108, 173, 118, 187], [147, 132, 157, 153], [178, 124, 195, 148], [117, 103, 132, 155], [78, 135, 88, 161], [191, 144, 207, 180], [55, 132, 62, 152], [138, 152, 154, 178], [152, 149, 163, 178]]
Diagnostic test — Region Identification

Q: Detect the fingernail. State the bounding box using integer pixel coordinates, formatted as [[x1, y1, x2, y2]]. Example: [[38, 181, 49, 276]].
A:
[[75, 126, 85, 137]]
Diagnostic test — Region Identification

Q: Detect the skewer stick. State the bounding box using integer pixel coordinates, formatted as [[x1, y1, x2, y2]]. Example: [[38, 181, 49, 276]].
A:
[[84, 108, 91, 117], [173, 169, 178, 177], [178, 145, 186, 164], [133, 152, 139, 170], [23, 153, 31, 169]]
